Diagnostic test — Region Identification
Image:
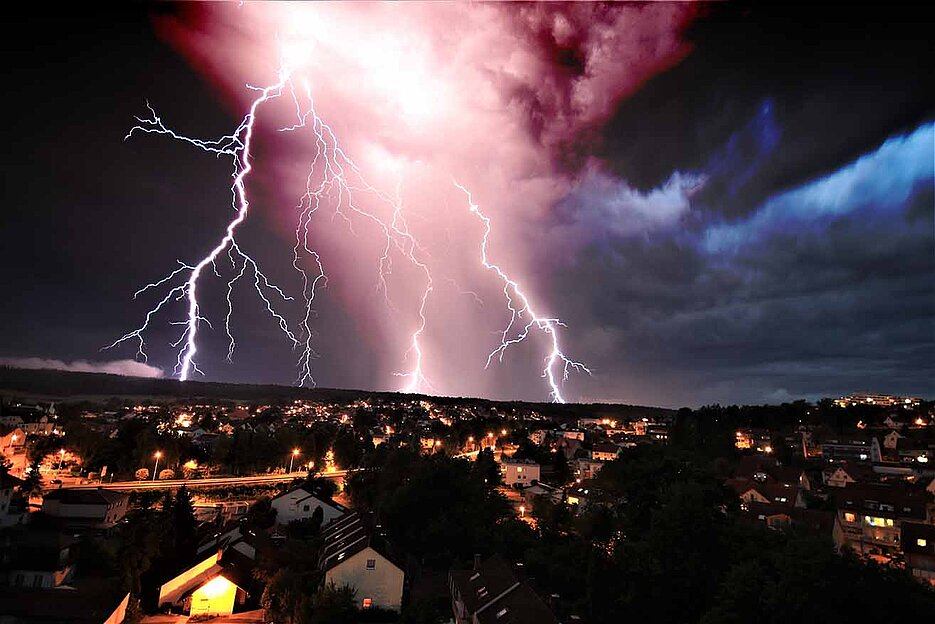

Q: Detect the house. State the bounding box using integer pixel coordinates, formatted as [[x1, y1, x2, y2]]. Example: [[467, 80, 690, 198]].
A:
[[0, 580, 129, 623], [270, 486, 347, 527], [735, 456, 812, 491], [0, 472, 25, 527], [0, 427, 25, 452], [831, 483, 930, 560], [3, 529, 76, 589], [821, 437, 881, 463], [589, 443, 620, 462], [561, 430, 584, 442], [574, 457, 605, 482], [158, 547, 254, 617], [895, 437, 935, 465], [521, 483, 563, 507], [41, 487, 129, 529], [21, 413, 56, 436], [319, 511, 405, 611], [726, 478, 804, 511], [449, 554, 558, 624], [565, 482, 602, 514], [500, 458, 540, 487], [883, 430, 904, 449], [821, 463, 873, 488], [196, 523, 257, 561], [901, 521, 935, 586]]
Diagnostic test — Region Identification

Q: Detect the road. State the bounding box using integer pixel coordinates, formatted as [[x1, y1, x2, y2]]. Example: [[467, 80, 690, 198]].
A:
[[56, 470, 348, 491]]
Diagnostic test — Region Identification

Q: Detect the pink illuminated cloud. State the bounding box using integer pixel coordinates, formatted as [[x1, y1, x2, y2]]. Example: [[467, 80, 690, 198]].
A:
[[135, 2, 698, 400]]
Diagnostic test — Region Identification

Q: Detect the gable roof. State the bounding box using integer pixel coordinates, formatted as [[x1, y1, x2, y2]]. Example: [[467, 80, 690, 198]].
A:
[[272, 486, 347, 513], [449, 555, 558, 624], [43, 487, 128, 506], [832, 483, 928, 519], [319, 511, 401, 573], [449, 554, 519, 616], [475, 582, 559, 624]]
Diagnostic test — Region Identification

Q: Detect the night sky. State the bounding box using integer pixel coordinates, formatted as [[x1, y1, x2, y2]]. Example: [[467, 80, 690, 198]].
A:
[[2, 3, 932, 407]]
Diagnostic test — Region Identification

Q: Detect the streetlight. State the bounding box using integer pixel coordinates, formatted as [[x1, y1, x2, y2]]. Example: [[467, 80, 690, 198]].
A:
[[152, 451, 162, 481], [289, 449, 300, 473], [58, 449, 66, 471], [519, 505, 525, 518]]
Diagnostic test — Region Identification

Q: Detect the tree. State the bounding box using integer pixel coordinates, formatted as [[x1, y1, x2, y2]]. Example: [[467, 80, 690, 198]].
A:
[[247, 496, 278, 530], [287, 506, 324, 540], [311, 581, 358, 624], [21, 461, 43, 497], [550, 450, 572, 485], [472, 448, 501, 488], [170, 486, 197, 562], [135, 468, 149, 480]]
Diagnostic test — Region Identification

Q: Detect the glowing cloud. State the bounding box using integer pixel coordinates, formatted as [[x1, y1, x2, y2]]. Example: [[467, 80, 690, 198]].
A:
[[103, 2, 695, 401]]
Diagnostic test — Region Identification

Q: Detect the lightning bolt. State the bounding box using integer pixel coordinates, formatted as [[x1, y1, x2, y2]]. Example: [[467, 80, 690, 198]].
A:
[[454, 182, 591, 403], [283, 79, 434, 392], [105, 69, 299, 380], [106, 59, 584, 402], [107, 63, 434, 391]]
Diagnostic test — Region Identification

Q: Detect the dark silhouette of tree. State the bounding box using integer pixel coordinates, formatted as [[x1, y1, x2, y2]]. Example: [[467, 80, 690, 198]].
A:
[[311, 581, 358, 624], [247, 496, 278, 530]]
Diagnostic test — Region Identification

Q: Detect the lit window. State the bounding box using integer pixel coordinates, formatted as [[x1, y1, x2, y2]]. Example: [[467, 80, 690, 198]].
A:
[[844, 513, 856, 523], [918, 539, 928, 547], [496, 607, 509, 619], [517, 467, 523, 473], [362, 598, 372, 609], [367, 559, 376, 570]]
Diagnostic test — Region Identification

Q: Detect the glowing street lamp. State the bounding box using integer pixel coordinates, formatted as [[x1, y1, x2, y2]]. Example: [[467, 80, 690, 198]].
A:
[[519, 505, 526, 517], [58, 448, 66, 471], [289, 448, 300, 473], [152, 451, 162, 481], [6, 433, 16, 452]]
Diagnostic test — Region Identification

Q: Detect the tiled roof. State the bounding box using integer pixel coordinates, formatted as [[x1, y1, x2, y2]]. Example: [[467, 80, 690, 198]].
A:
[[43, 488, 128, 505]]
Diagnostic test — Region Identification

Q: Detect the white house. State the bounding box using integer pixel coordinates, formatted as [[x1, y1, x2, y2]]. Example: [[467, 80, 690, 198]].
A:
[[270, 486, 346, 526], [590, 443, 620, 462], [5, 530, 76, 589], [158, 548, 253, 617], [883, 430, 904, 449], [0, 472, 25, 528], [41, 487, 129, 529], [500, 458, 540, 487], [319, 512, 405, 611]]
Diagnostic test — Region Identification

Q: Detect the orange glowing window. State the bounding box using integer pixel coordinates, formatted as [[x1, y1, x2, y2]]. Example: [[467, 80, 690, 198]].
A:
[[362, 598, 372, 609]]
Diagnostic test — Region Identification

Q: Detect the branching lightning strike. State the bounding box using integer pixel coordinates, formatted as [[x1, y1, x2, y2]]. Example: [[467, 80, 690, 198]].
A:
[[454, 182, 591, 403], [106, 62, 586, 401]]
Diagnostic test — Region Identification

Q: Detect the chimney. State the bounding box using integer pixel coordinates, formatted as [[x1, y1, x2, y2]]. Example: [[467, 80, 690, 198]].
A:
[[473, 553, 481, 571]]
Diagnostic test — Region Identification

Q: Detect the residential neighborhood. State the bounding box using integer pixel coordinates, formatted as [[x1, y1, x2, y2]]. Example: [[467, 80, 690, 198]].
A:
[[0, 385, 933, 622]]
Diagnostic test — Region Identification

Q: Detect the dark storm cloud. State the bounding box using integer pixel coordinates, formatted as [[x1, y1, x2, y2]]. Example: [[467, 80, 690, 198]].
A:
[[593, 2, 934, 219], [554, 123, 934, 406]]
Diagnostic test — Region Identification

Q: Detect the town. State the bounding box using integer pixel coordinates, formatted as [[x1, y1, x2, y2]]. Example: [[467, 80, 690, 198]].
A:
[[0, 373, 933, 623]]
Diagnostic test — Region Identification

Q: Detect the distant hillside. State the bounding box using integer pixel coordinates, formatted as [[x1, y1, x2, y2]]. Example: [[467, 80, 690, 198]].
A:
[[0, 366, 672, 421]]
